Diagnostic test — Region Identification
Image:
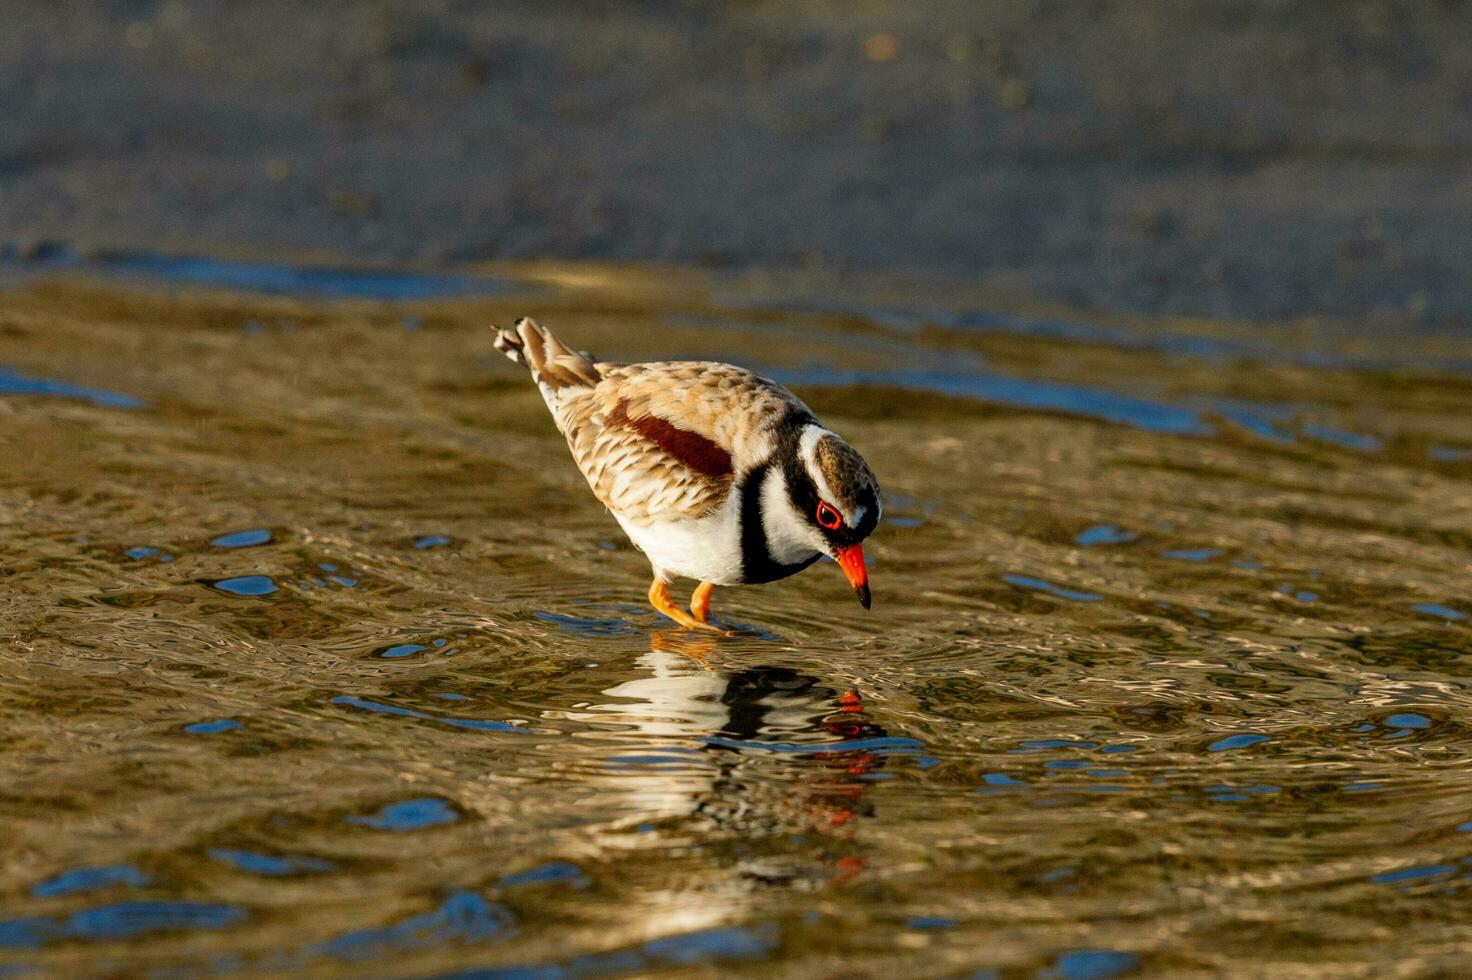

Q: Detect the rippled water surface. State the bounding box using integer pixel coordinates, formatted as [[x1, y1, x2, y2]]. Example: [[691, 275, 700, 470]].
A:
[[3, 259, 1472, 976]]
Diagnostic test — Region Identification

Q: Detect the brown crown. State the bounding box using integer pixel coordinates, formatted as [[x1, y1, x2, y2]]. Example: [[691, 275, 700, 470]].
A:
[[814, 434, 879, 512]]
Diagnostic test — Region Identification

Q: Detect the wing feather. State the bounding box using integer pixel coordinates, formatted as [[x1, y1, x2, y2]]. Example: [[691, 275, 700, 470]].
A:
[[550, 361, 810, 525]]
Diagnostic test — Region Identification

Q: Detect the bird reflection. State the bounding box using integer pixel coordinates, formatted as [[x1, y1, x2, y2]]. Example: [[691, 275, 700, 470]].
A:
[[570, 631, 889, 885], [697, 656, 886, 839]]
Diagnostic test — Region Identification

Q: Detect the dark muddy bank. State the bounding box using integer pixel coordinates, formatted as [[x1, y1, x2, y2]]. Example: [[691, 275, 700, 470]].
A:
[[4, 1, 1472, 321]]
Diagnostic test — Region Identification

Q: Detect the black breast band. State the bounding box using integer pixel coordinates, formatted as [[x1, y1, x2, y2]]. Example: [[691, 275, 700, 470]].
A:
[[738, 461, 822, 585]]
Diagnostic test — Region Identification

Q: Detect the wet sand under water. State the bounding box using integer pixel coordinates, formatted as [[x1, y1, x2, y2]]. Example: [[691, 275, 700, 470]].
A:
[[2, 261, 1472, 976]]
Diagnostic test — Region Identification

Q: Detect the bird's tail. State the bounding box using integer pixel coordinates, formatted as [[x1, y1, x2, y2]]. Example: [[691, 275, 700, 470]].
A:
[[492, 317, 601, 389]]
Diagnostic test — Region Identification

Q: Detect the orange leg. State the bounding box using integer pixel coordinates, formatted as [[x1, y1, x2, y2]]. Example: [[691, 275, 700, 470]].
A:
[[648, 579, 719, 632], [690, 581, 715, 624]]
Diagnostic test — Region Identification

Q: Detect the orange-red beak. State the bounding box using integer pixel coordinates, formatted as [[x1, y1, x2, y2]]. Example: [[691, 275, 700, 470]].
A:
[[833, 544, 871, 609]]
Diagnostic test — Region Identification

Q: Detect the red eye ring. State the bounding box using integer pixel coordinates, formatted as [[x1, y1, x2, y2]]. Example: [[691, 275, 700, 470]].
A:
[[816, 501, 843, 530]]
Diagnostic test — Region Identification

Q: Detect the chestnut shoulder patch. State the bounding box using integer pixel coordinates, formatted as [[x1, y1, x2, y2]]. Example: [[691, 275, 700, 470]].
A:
[[606, 399, 734, 480]]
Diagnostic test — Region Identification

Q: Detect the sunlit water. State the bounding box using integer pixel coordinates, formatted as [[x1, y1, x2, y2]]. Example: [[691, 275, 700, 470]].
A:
[[2, 256, 1471, 976]]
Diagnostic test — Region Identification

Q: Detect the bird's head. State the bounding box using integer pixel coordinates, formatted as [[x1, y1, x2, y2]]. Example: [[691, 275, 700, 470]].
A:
[[771, 423, 882, 608]]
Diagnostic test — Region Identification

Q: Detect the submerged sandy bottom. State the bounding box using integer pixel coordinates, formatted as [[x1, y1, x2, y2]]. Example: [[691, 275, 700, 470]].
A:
[[2, 262, 1472, 976]]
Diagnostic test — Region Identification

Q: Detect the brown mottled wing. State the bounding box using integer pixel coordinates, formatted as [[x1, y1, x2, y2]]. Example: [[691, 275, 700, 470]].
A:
[[556, 361, 807, 525]]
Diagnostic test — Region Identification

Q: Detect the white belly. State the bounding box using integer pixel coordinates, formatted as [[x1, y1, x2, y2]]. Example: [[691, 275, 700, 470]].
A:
[[615, 499, 745, 585]]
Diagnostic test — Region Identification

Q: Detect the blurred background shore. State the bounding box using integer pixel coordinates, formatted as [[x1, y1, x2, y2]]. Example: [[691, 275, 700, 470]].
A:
[[4, 0, 1470, 324]]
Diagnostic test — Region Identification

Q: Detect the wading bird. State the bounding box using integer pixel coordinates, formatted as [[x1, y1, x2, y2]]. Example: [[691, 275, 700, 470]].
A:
[[494, 318, 881, 629]]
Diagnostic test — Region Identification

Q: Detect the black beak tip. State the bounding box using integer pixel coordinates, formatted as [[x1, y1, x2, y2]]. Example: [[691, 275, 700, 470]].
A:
[[855, 582, 871, 610]]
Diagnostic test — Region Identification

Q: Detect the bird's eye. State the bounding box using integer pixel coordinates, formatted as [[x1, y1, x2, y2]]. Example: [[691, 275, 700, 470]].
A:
[[815, 501, 842, 530]]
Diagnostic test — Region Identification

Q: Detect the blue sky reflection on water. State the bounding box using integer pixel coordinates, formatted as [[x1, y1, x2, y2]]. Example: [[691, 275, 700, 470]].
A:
[[6, 252, 1472, 976], [0, 366, 145, 409]]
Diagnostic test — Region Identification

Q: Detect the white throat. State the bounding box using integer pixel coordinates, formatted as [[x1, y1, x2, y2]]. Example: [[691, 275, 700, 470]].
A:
[[760, 466, 827, 565]]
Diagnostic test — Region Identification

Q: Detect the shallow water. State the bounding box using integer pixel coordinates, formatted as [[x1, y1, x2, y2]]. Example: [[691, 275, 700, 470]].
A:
[[2, 259, 1472, 976]]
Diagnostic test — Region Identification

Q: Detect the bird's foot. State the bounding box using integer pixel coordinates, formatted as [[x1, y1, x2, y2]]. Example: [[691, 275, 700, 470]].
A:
[[648, 579, 722, 632]]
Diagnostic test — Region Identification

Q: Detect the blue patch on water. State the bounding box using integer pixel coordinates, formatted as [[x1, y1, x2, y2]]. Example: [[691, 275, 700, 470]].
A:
[[951, 311, 1141, 348], [31, 865, 150, 899], [331, 695, 529, 734], [414, 534, 453, 549], [1002, 574, 1103, 602], [1302, 422, 1383, 452], [1277, 585, 1320, 602], [702, 735, 924, 755], [498, 862, 589, 890], [1208, 784, 1276, 801], [376, 643, 430, 659], [57, 251, 522, 301], [344, 797, 459, 832], [1046, 948, 1139, 979], [1431, 445, 1472, 462], [533, 610, 640, 637], [983, 773, 1023, 786], [0, 366, 145, 409], [208, 849, 333, 877], [0, 902, 245, 948], [1385, 713, 1431, 730], [1160, 548, 1221, 562], [771, 366, 1213, 436], [1208, 733, 1268, 752], [205, 576, 278, 597], [605, 752, 701, 769], [443, 924, 777, 976], [641, 925, 777, 967], [184, 719, 240, 735], [944, 308, 1472, 376], [1021, 740, 1099, 750], [1371, 864, 1457, 885], [1210, 402, 1294, 443], [209, 528, 272, 549], [1075, 524, 1137, 546], [308, 891, 513, 962], [1044, 760, 1091, 770], [1414, 603, 1467, 622], [761, 346, 1396, 455], [757, 300, 1359, 375], [429, 918, 777, 971], [907, 916, 957, 930], [1457, 821, 1472, 832]]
